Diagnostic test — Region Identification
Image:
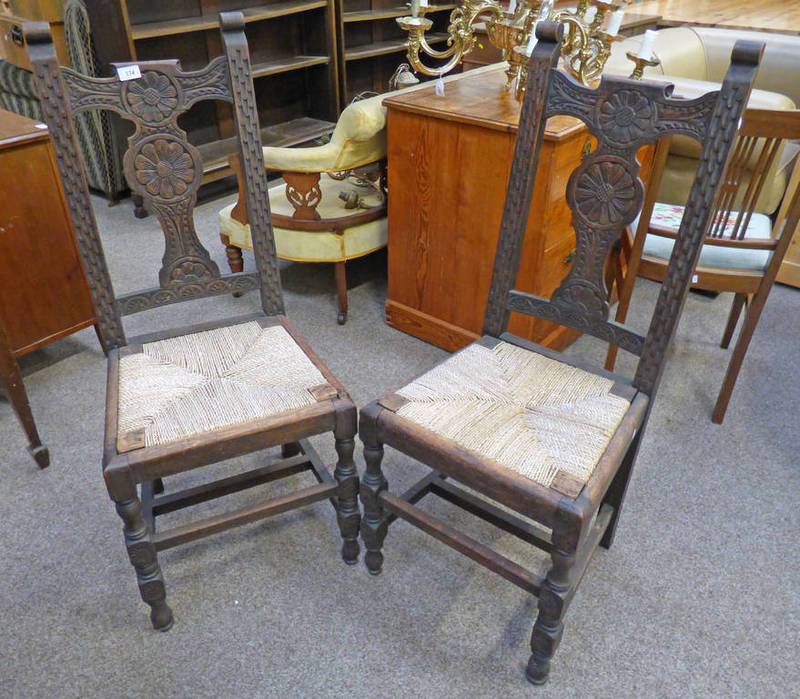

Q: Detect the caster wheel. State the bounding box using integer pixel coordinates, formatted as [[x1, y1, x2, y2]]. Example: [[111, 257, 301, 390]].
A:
[[337, 311, 347, 325]]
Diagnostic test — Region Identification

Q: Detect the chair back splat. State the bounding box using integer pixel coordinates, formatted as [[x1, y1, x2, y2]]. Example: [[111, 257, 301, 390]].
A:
[[483, 22, 764, 398], [25, 12, 284, 354]]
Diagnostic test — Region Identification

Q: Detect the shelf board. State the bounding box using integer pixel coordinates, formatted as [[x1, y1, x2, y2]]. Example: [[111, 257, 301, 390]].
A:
[[252, 55, 330, 78], [197, 116, 335, 181], [345, 33, 448, 61], [343, 4, 456, 22], [131, 0, 328, 40]]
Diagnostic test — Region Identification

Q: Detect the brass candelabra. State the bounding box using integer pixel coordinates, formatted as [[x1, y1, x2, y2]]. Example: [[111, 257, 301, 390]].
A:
[[397, 0, 628, 93]]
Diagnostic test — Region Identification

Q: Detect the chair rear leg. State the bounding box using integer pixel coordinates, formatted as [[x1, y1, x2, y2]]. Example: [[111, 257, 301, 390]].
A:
[[359, 404, 388, 575], [713, 290, 768, 424], [335, 260, 348, 325], [600, 429, 642, 550], [720, 292, 747, 349], [334, 404, 360, 564], [106, 471, 173, 630]]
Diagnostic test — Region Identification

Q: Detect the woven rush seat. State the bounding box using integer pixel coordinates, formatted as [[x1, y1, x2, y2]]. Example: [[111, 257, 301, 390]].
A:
[[116, 320, 331, 452], [387, 340, 635, 497]]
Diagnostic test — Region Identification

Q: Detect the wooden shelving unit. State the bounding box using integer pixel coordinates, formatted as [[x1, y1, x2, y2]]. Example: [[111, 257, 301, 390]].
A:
[[85, 0, 341, 182], [336, 0, 457, 102]]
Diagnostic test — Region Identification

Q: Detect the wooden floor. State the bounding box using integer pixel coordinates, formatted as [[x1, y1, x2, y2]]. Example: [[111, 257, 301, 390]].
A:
[[627, 0, 800, 35]]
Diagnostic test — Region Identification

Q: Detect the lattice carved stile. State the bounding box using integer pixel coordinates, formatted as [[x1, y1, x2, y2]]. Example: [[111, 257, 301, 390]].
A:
[[24, 13, 285, 351]]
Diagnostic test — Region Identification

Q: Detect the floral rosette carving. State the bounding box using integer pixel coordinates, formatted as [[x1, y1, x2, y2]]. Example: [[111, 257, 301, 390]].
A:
[[133, 138, 197, 200], [125, 71, 179, 123], [597, 90, 655, 147], [572, 158, 640, 228], [162, 257, 217, 288]]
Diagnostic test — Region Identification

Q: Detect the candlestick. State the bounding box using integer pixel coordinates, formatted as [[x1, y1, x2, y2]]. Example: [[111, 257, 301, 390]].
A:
[[637, 29, 657, 60], [507, 0, 517, 14]]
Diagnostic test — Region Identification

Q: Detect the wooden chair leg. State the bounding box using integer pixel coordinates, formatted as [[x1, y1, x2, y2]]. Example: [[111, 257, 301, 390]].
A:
[[281, 442, 302, 457], [359, 404, 388, 575], [223, 240, 244, 274], [335, 260, 348, 325], [0, 337, 49, 468], [600, 429, 642, 550], [132, 193, 148, 219], [334, 405, 360, 564], [721, 292, 747, 349], [713, 289, 769, 424], [106, 472, 173, 630], [526, 524, 577, 684]]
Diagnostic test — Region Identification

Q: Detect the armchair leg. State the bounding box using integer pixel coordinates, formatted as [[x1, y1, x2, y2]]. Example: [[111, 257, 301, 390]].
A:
[[334, 406, 360, 564], [720, 292, 747, 349], [359, 404, 388, 575], [713, 289, 768, 424], [335, 261, 348, 325]]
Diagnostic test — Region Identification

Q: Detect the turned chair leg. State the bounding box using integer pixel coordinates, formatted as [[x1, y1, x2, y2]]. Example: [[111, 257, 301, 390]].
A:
[[132, 193, 148, 219], [225, 243, 244, 274], [359, 405, 388, 574], [527, 511, 585, 685], [335, 260, 348, 325], [334, 406, 360, 564], [106, 472, 173, 630]]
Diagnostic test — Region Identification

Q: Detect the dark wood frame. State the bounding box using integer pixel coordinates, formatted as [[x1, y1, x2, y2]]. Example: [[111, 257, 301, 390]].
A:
[[606, 108, 800, 423], [357, 22, 762, 684], [26, 12, 360, 630]]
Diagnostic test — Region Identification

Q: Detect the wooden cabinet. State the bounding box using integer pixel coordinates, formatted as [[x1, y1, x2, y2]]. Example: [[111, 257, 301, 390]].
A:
[[383, 66, 587, 352], [0, 0, 70, 66], [0, 109, 97, 466], [85, 0, 340, 182], [336, 0, 457, 102]]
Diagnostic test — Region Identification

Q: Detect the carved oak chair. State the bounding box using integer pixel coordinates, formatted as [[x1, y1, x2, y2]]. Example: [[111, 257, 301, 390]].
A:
[[605, 108, 800, 423], [219, 94, 389, 324], [26, 13, 360, 630], [357, 23, 762, 684]]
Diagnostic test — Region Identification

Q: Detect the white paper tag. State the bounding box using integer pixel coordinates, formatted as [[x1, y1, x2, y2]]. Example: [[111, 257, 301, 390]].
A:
[[34, 123, 48, 130], [435, 74, 445, 97], [692, 274, 699, 283], [116, 64, 142, 81]]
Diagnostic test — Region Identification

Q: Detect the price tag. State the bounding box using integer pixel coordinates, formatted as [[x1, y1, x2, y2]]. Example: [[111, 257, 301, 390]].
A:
[[692, 274, 699, 283], [116, 64, 142, 81]]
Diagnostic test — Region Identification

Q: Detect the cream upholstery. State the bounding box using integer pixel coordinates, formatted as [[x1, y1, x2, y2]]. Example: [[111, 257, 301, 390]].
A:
[[219, 179, 388, 263], [262, 94, 388, 173], [604, 27, 800, 213]]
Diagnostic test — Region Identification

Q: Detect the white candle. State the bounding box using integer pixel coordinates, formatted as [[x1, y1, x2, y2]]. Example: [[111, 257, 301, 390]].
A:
[[508, 0, 517, 15], [411, 0, 419, 15], [526, 22, 538, 56], [420, 0, 428, 6], [584, 5, 597, 25], [637, 29, 657, 60], [606, 9, 624, 36]]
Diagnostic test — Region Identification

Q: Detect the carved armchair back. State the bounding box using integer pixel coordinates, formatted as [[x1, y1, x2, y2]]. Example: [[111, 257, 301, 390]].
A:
[[483, 22, 762, 398], [25, 12, 283, 353]]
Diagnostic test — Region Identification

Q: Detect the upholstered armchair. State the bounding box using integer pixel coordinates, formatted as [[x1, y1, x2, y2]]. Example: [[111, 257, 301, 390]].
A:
[[219, 93, 388, 324], [604, 27, 799, 215]]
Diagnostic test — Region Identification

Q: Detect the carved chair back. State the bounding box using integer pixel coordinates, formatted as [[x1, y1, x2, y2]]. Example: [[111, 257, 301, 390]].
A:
[[25, 12, 283, 354], [483, 22, 762, 398]]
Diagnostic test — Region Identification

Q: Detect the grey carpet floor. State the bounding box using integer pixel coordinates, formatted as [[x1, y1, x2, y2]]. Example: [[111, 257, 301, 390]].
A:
[[1, 192, 798, 698]]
